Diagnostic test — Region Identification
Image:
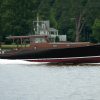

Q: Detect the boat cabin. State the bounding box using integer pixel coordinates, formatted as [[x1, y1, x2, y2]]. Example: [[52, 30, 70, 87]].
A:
[[3, 17, 93, 51], [6, 35, 93, 51]]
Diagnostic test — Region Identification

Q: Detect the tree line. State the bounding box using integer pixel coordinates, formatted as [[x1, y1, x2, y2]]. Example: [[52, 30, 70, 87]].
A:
[[0, 0, 100, 43]]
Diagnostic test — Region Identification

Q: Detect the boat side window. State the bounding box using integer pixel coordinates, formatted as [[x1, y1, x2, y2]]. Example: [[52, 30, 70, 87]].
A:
[[34, 46, 37, 50], [53, 44, 57, 48], [66, 44, 70, 47], [34, 38, 47, 43]]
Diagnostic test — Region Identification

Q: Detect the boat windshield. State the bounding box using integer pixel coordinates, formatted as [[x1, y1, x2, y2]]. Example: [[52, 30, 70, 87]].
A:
[[35, 38, 47, 43]]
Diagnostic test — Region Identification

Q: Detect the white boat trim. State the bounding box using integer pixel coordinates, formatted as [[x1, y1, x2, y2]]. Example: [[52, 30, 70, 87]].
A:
[[22, 55, 100, 61]]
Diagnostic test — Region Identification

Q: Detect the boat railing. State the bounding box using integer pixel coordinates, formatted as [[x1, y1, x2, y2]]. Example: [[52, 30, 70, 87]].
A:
[[0, 48, 6, 54], [0, 48, 15, 54]]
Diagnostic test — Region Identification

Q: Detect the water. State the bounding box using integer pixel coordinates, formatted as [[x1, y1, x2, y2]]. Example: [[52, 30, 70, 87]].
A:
[[0, 60, 100, 100]]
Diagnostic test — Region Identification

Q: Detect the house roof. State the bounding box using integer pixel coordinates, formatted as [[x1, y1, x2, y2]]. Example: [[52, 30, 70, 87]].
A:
[[49, 28, 58, 32], [6, 35, 48, 39]]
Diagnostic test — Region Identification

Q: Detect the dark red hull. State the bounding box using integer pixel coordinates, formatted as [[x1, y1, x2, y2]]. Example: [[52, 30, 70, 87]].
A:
[[26, 56, 100, 63], [1, 44, 100, 63]]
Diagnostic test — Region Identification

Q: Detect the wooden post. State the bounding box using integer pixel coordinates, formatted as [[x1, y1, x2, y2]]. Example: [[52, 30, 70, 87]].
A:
[[13, 38, 15, 44], [0, 42, 1, 48], [21, 38, 23, 47]]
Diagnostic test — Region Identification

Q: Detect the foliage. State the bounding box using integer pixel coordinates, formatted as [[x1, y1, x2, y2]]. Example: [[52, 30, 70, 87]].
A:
[[0, 0, 100, 43], [92, 19, 100, 42], [55, 36, 59, 42]]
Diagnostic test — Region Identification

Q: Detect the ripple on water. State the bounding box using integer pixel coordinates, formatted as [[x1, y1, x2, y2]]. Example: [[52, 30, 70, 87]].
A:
[[0, 60, 100, 100]]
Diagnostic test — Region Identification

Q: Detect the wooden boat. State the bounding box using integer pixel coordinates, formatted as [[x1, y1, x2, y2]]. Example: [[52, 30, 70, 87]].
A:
[[0, 18, 100, 63], [0, 35, 100, 63]]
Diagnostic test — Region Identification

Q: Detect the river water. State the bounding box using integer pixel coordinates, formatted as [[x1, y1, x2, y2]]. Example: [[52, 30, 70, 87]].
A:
[[0, 60, 100, 100]]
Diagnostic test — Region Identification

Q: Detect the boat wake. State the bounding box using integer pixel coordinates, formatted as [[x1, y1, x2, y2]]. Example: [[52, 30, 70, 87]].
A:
[[0, 59, 100, 66], [0, 59, 44, 65]]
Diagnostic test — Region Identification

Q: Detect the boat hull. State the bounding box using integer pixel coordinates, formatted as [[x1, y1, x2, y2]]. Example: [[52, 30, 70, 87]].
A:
[[26, 56, 100, 63], [1, 44, 100, 63]]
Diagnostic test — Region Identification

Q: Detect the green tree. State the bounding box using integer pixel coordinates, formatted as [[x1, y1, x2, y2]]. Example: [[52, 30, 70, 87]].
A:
[[0, 0, 3, 40], [1, 0, 37, 36], [38, 0, 55, 19], [0, 0, 100, 43], [70, 0, 100, 42], [93, 19, 100, 42]]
